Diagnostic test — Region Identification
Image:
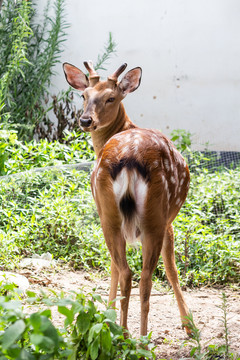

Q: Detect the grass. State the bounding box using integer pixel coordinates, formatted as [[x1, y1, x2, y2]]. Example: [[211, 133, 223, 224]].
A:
[[0, 163, 239, 287], [1, 130, 95, 176]]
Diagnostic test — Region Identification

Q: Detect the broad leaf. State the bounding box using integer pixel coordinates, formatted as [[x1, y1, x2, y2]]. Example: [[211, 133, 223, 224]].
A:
[[2, 320, 26, 350]]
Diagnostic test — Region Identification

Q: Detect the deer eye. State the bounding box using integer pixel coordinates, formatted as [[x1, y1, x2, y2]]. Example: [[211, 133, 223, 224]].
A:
[[81, 94, 85, 100], [106, 97, 115, 103]]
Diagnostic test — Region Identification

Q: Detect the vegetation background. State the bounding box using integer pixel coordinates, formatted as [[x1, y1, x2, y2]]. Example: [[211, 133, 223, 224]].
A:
[[0, 0, 239, 359]]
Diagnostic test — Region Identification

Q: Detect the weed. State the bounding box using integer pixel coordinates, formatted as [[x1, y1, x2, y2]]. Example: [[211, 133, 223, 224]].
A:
[[182, 292, 239, 360]]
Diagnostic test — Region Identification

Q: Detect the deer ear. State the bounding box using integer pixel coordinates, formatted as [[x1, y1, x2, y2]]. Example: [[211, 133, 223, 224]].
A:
[[63, 63, 89, 90], [119, 67, 142, 95]]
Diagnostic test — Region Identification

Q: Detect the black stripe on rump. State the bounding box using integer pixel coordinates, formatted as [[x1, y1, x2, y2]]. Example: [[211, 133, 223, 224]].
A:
[[119, 190, 136, 222], [109, 157, 150, 181]]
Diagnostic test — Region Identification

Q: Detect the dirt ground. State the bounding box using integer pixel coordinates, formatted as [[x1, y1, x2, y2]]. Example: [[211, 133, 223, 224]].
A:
[[20, 267, 240, 359]]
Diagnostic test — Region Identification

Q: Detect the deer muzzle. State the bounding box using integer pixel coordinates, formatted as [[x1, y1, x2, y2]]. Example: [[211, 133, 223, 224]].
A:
[[80, 116, 93, 128]]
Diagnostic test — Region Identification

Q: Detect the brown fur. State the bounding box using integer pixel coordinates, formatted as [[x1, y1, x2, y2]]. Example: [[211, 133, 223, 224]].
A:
[[63, 62, 192, 336]]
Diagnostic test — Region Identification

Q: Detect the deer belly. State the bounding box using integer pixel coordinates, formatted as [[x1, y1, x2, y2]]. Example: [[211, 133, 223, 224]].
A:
[[112, 167, 148, 244]]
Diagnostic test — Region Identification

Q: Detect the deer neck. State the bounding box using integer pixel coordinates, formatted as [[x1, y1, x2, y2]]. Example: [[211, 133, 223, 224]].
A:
[[91, 102, 137, 157]]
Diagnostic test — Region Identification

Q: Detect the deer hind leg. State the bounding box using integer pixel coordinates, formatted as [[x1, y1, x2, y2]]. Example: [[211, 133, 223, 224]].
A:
[[161, 223, 192, 335], [140, 230, 164, 336], [102, 225, 132, 331], [109, 259, 119, 307]]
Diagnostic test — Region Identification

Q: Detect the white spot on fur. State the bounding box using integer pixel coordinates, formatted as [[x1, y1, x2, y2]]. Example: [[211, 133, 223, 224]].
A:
[[163, 158, 170, 171], [92, 183, 96, 199], [170, 176, 175, 184], [133, 145, 139, 155], [121, 145, 130, 157], [167, 190, 171, 202], [161, 174, 171, 201], [176, 198, 181, 205], [152, 133, 161, 143], [92, 161, 97, 172], [92, 173, 97, 199], [96, 167, 103, 179], [104, 158, 111, 165]]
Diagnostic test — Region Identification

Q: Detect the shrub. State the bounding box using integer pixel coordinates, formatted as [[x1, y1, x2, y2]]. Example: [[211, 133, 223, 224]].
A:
[[2, 130, 95, 176], [0, 285, 156, 359], [0, 0, 68, 140]]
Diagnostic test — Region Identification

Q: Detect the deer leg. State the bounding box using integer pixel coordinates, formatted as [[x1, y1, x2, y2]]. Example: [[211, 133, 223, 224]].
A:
[[118, 262, 132, 331], [108, 259, 119, 307], [140, 232, 163, 336], [161, 224, 192, 335], [102, 227, 132, 331]]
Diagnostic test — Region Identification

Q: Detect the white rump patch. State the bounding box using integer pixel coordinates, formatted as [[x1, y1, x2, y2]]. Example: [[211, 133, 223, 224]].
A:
[[112, 169, 148, 244], [112, 168, 129, 203]]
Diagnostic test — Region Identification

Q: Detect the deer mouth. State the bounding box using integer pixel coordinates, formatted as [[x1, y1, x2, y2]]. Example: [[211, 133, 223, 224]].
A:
[[80, 124, 97, 132]]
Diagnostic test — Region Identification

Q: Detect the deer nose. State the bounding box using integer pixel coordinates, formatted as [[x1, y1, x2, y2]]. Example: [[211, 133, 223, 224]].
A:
[[80, 116, 92, 128]]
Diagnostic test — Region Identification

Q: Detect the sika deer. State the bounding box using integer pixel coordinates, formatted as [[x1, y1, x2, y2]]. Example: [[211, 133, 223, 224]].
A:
[[63, 61, 191, 336]]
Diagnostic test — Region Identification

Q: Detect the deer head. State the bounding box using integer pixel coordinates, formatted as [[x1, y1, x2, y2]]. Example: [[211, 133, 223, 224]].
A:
[[63, 62, 142, 132]]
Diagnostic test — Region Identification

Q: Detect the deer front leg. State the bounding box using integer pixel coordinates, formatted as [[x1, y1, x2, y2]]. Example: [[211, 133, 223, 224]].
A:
[[161, 224, 192, 335]]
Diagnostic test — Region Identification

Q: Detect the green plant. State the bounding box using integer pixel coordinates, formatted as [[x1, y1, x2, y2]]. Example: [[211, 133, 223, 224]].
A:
[[173, 167, 240, 286], [1, 163, 240, 286], [0, 128, 18, 175], [182, 293, 239, 360], [0, 285, 156, 359], [0, 0, 68, 140], [170, 129, 192, 152], [2, 131, 94, 175], [0, 0, 117, 141]]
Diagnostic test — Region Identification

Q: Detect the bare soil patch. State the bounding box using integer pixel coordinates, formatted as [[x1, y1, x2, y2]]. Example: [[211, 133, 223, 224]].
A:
[[20, 268, 240, 359]]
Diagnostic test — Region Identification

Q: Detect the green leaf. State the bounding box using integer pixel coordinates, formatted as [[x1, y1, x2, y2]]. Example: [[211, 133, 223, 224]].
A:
[[2, 320, 26, 350], [190, 347, 197, 356], [58, 305, 74, 325], [29, 313, 41, 330], [106, 320, 122, 336], [137, 348, 153, 357], [3, 300, 22, 310], [40, 309, 52, 318], [18, 349, 35, 360], [103, 309, 117, 322], [100, 328, 112, 353], [76, 311, 91, 334], [88, 323, 103, 344], [43, 322, 59, 350], [37, 336, 55, 352], [39, 316, 52, 332], [29, 333, 44, 346], [5, 344, 21, 358], [90, 336, 100, 360]]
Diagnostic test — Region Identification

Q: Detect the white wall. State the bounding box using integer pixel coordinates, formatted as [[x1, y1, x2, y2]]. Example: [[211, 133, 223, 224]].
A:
[[39, 0, 240, 151]]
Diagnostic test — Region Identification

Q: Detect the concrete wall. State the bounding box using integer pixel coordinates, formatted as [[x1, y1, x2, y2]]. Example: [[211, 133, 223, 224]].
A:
[[39, 0, 240, 151]]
